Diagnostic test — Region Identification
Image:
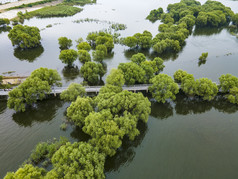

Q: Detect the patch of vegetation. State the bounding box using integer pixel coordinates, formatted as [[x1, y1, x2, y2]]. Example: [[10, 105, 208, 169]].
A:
[[199, 52, 208, 61], [110, 23, 127, 31], [6, 0, 58, 10], [28, 5, 82, 18], [46, 24, 52, 28], [62, 0, 96, 6], [8, 25, 41, 49]]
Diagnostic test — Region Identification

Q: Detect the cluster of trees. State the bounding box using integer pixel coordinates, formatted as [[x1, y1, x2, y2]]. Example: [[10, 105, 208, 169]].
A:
[[8, 25, 41, 49], [149, 69, 238, 104], [0, 18, 10, 26], [7, 68, 61, 112], [122, 30, 153, 49], [139, 0, 237, 55], [66, 69, 151, 157], [4, 138, 106, 178], [5, 69, 151, 178], [58, 32, 115, 84], [147, 0, 234, 28], [118, 53, 165, 85]]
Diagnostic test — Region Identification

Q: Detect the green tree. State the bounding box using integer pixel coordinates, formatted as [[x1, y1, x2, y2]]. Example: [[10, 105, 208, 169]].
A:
[[59, 49, 78, 66], [96, 90, 151, 123], [181, 74, 197, 96], [146, 7, 164, 22], [106, 69, 125, 87], [50, 142, 105, 178], [7, 77, 51, 112], [118, 62, 146, 85], [149, 74, 179, 103], [96, 44, 107, 56], [67, 97, 94, 127], [95, 35, 114, 52], [30, 67, 62, 87], [0, 18, 10, 26], [153, 39, 181, 54], [4, 164, 46, 179], [80, 62, 105, 84], [77, 42, 91, 51], [58, 37, 72, 50], [8, 25, 41, 49], [173, 69, 188, 83], [199, 52, 208, 61], [60, 83, 86, 101], [219, 74, 238, 93], [130, 53, 146, 65], [227, 87, 238, 104], [78, 50, 91, 63], [0, 75, 3, 84], [232, 13, 238, 26], [123, 36, 138, 48], [195, 78, 218, 101], [92, 50, 105, 62], [83, 110, 124, 156], [140, 61, 156, 82], [153, 57, 165, 74]]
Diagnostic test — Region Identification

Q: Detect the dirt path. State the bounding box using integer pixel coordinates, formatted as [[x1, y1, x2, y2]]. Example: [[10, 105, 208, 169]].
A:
[[0, 0, 63, 19]]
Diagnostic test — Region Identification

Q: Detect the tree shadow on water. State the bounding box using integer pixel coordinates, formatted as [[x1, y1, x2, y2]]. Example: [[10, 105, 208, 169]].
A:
[[104, 121, 148, 173], [14, 45, 44, 62], [150, 101, 174, 120], [12, 97, 63, 127], [62, 66, 80, 81]]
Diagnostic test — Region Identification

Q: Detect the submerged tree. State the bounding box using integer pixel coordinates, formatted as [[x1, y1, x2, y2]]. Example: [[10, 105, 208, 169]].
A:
[[219, 74, 238, 93], [78, 50, 91, 63], [149, 74, 179, 103], [58, 37, 72, 50], [60, 83, 86, 102], [195, 78, 218, 101], [67, 96, 94, 127], [49, 142, 106, 178], [8, 25, 41, 49], [80, 62, 105, 84], [59, 49, 78, 66], [106, 69, 125, 87]]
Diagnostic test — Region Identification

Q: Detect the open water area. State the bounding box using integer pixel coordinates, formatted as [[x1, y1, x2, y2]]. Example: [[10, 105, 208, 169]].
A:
[[0, 0, 238, 178]]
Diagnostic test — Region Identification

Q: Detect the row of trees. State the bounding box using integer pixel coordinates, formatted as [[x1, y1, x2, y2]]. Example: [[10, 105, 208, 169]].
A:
[[118, 53, 165, 85], [7, 68, 61, 112], [148, 69, 238, 104]]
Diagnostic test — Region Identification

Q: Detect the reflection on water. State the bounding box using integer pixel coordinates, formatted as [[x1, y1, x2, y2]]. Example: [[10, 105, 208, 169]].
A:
[[193, 27, 224, 36], [105, 120, 148, 173], [62, 66, 80, 81], [0, 100, 7, 114], [70, 126, 91, 142], [150, 102, 174, 119], [14, 45, 44, 62], [12, 97, 63, 127]]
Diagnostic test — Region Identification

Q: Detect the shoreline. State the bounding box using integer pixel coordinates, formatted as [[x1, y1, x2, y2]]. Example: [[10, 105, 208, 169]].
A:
[[0, 0, 63, 19]]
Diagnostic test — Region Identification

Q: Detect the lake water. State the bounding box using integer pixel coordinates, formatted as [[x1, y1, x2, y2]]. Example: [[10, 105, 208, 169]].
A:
[[0, 0, 238, 178]]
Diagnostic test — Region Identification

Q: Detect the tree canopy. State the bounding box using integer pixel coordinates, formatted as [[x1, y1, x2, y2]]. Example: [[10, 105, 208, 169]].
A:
[[59, 49, 78, 66], [60, 83, 86, 101], [67, 96, 94, 127], [106, 69, 125, 87], [78, 50, 91, 63], [80, 62, 105, 84], [8, 25, 41, 49], [149, 74, 179, 103], [58, 37, 72, 50], [7, 68, 61, 112]]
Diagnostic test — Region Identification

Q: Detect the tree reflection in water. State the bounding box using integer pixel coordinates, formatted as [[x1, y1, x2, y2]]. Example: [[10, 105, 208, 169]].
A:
[[104, 120, 148, 173], [12, 97, 63, 127], [62, 66, 80, 81], [14, 45, 44, 62]]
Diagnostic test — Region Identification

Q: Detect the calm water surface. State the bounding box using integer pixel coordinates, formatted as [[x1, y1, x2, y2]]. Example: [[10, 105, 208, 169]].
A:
[[0, 0, 238, 178]]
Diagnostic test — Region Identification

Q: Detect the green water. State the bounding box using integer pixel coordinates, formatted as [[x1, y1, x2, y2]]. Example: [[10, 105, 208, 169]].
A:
[[0, 0, 238, 178]]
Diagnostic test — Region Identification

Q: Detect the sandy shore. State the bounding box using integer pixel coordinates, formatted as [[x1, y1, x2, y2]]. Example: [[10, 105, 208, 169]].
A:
[[0, 0, 62, 19]]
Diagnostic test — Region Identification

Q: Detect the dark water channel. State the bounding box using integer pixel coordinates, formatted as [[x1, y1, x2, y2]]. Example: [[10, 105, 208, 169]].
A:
[[0, 0, 238, 178]]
